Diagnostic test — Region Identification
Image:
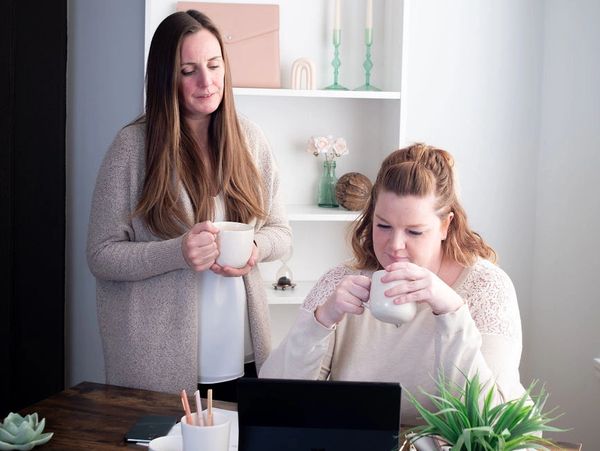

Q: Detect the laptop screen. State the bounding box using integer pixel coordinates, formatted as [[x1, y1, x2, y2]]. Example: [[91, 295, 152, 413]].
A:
[[237, 378, 401, 451]]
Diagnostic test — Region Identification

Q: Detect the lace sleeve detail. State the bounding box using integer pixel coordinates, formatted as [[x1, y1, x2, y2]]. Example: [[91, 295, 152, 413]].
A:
[[457, 260, 522, 341], [302, 264, 359, 312]]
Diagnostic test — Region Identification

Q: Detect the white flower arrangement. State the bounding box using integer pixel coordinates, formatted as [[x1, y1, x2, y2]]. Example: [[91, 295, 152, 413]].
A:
[[306, 136, 349, 162]]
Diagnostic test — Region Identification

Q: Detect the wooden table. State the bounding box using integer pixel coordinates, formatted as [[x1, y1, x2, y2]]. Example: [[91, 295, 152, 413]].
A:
[[18, 381, 234, 450], [19, 382, 581, 450]]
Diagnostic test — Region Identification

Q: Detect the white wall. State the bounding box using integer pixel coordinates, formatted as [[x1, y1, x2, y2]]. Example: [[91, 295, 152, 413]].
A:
[[66, 0, 145, 385], [523, 0, 600, 447], [400, 0, 543, 334], [402, 1, 600, 447]]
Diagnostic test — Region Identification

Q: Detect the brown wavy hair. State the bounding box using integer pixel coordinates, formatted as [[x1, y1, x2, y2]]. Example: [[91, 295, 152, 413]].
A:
[[134, 10, 265, 238], [351, 143, 496, 269]]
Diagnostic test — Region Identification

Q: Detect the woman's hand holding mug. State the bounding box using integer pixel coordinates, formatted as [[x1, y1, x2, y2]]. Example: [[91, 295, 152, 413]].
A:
[[182, 221, 219, 272], [211, 243, 258, 277], [315, 275, 371, 328], [382, 261, 463, 315]]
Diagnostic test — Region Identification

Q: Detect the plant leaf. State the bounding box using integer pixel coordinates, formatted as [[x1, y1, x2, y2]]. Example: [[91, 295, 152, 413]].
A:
[[405, 371, 566, 451]]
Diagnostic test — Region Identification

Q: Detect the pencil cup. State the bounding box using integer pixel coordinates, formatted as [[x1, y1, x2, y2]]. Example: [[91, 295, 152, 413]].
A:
[[180, 412, 230, 451]]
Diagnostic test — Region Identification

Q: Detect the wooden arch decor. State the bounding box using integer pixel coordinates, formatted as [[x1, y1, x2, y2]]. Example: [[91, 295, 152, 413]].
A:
[[291, 57, 316, 90]]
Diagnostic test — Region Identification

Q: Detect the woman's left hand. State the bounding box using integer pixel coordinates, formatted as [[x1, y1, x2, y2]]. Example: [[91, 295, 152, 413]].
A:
[[211, 243, 258, 277], [382, 261, 464, 315]]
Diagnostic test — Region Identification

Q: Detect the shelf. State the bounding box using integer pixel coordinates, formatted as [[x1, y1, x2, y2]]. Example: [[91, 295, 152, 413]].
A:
[[234, 88, 401, 100], [287, 205, 361, 222], [265, 280, 314, 305]]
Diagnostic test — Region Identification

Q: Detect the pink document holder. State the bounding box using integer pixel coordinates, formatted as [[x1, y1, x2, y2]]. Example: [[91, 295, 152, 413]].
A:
[[177, 2, 281, 88]]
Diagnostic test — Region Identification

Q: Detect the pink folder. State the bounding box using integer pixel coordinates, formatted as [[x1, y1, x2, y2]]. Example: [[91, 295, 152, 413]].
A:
[[177, 2, 281, 88]]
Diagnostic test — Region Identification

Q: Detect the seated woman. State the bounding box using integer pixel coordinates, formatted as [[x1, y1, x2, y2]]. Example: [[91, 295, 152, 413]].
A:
[[260, 143, 526, 424]]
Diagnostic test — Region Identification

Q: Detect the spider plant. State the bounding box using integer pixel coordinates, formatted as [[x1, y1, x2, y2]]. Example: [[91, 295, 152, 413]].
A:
[[404, 372, 565, 451]]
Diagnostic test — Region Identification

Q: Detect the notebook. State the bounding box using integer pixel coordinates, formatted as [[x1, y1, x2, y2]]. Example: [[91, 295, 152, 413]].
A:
[[237, 378, 401, 451]]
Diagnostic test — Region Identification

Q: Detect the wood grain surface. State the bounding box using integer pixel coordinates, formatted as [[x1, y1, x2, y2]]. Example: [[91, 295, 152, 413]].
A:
[[19, 382, 234, 450]]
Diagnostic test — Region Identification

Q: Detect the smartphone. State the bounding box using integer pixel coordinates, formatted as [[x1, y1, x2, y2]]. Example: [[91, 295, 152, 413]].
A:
[[124, 415, 178, 443]]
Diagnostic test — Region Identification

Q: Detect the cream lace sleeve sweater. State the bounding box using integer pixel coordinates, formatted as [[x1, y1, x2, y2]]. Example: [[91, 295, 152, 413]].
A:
[[260, 259, 526, 424], [87, 116, 292, 394]]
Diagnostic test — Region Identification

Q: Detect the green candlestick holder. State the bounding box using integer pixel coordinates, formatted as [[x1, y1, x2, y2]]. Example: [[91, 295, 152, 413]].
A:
[[324, 29, 348, 91], [355, 28, 381, 91]]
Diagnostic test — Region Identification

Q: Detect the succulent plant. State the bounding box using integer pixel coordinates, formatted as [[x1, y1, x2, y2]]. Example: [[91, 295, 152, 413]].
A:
[[0, 413, 53, 451]]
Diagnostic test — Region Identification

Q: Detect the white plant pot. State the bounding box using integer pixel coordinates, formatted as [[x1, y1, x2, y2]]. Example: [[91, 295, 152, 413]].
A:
[[405, 434, 452, 451]]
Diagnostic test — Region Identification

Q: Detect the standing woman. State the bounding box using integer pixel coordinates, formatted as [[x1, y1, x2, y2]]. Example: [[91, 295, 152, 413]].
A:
[[87, 10, 291, 399]]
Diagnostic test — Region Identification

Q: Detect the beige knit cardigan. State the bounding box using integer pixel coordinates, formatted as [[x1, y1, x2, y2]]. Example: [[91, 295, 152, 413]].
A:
[[87, 117, 292, 394]]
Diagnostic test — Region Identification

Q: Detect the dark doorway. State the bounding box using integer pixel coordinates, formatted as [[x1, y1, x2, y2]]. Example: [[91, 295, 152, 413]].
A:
[[0, 0, 67, 414]]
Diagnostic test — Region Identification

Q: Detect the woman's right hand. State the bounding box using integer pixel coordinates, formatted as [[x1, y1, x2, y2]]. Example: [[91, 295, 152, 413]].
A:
[[315, 275, 371, 328], [182, 221, 220, 272]]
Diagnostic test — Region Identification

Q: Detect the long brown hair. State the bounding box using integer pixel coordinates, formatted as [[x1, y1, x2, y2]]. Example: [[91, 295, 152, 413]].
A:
[[135, 10, 265, 238], [351, 143, 496, 269]]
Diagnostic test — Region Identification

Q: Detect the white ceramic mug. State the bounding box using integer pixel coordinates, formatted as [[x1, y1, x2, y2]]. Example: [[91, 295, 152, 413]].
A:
[[213, 221, 254, 268], [365, 269, 417, 326], [180, 412, 230, 451]]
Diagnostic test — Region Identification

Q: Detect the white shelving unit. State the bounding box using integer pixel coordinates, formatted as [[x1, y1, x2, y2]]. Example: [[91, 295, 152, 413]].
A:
[[234, 88, 401, 100], [287, 205, 361, 222], [263, 281, 315, 305], [145, 0, 406, 344]]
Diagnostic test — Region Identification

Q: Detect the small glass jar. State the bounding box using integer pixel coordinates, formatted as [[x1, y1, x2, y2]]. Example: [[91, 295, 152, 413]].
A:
[[317, 160, 339, 208]]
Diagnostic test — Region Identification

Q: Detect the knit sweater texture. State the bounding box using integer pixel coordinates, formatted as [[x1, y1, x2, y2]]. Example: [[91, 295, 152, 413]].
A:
[[260, 259, 525, 424], [87, 116, 292, 394]]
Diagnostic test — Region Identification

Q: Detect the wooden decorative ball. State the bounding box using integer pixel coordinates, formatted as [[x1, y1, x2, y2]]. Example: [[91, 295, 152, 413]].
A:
[[335, 172, 372, 211]]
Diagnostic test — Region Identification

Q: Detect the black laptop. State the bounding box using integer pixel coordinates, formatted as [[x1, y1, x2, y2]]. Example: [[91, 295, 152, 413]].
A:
[[237, 378, 401, 451]]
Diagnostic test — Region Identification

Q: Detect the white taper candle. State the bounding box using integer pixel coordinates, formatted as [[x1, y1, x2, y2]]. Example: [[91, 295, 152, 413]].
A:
[[334, 0, 341, 30], [366, 0, 373, 29]]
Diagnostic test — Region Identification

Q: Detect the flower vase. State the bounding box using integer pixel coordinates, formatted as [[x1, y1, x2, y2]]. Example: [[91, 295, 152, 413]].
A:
[[318, 160, 339, 208]]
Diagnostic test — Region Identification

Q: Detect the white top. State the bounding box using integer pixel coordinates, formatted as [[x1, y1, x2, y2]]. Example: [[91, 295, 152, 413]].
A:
[[197, 196, 254, 384], [260, 259, 526, 424]]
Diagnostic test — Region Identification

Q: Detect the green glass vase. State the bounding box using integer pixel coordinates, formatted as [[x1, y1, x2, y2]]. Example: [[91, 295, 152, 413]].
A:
[[318, 160, 339, 208]]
